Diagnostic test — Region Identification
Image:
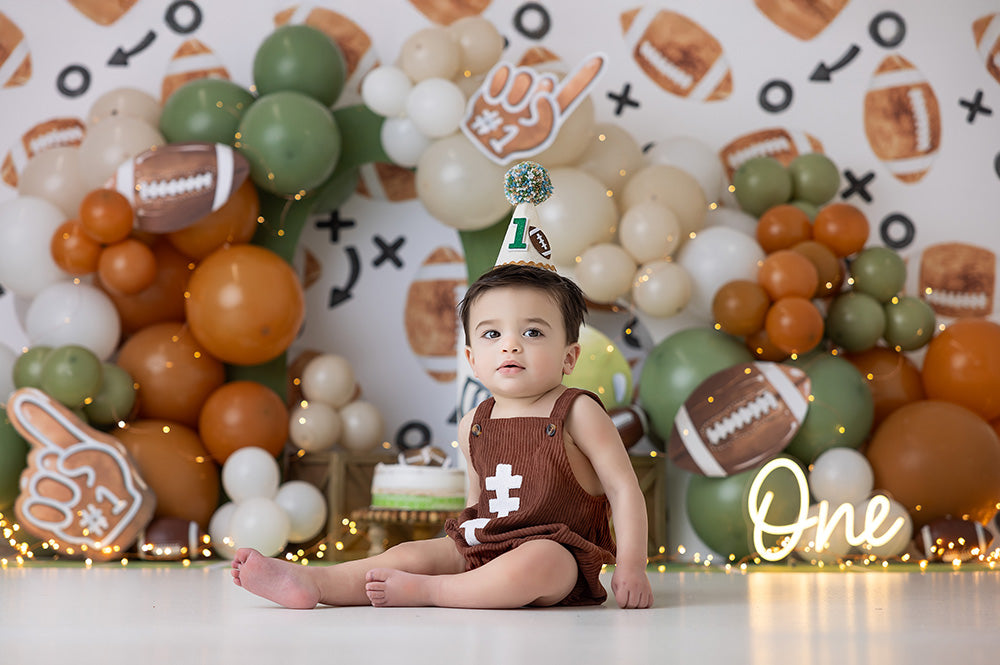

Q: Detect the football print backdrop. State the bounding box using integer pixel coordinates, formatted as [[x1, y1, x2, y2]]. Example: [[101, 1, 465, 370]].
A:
[[1, 0, 998, 558]]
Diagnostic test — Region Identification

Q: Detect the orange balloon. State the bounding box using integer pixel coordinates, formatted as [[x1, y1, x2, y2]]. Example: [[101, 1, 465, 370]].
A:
[[712, 280, 770, 336], [198, 380, 290, 464], [79, 188, 134, 244], [185, 245, 305, 366], [764, 297, 824, 355], [757, 249, 819, 300], [116, 321, 226, 428], [812, 203, 869, 257], [166, 179, 261, 260], [756, 204, 812, 253], [791, 240, 843, 298], [843, 346, 925, 426], [50, 219, 101, 275], [745, 326, 790, 362], [922, 318, 1000, 421], [100, 240, 195, 335], [866, 400, 1000, 527], [114, 419, 220, 528], [98, 238, 158, 295]]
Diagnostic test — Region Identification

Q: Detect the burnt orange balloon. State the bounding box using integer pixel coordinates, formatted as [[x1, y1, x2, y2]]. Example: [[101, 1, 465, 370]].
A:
[[757, 249, 819, 300], [745, 326, 790, 362], [116, 321, 226, 428], [198, 380, 290, 464], [98, 238, 157, 295], [114, 419, 220, 528], [866, 400, 1000, 527], [79, 188, 134, 244], [922, 318, 1000, 421], [812, 203, 869, 258], [101, 240, 194, 335], [712, 280, 770, 336], [166, 179, 261, 260], [185, 245, 305, 366], [756, 204, 812, 253], [50, 219, 101, 275], [791, 240, 844, 298], [764, 297, 824, 355], [844, 346, 925, 426]]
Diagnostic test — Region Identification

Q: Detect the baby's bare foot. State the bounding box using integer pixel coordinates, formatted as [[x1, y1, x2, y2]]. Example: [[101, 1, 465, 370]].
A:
[[365, 568, 435, 607], [232, 548, 320, 609]]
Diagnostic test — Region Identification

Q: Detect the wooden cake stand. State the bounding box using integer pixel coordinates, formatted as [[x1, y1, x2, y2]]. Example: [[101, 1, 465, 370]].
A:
[[351, 508, 463, 556]]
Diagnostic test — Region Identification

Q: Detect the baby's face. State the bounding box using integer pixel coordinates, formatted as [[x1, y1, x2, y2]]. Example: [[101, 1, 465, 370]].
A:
[[465, 286, 579, 401]]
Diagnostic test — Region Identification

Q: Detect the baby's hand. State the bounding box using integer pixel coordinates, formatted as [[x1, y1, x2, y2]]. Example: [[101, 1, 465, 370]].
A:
[[611, 566, 653, 609]]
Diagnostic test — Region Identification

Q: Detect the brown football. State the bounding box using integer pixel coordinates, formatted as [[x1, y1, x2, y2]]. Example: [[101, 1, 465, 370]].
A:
[[0, 10, 31, 89], [753, 0, 848, 40], [719, 127, 824, 184], [918, 242, 995, 319], [404, 246, 468, 382], [68, 0, 138, 25], [161, 39, 230, 104], [972, 13, 1000, 86], [138, 517, 210, 560], [915, 517, 994, 563], [1, 116, 85, 188]]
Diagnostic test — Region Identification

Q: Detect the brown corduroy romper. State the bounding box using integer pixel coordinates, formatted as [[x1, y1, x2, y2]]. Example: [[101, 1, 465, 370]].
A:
[[444, 388, 617, 606]]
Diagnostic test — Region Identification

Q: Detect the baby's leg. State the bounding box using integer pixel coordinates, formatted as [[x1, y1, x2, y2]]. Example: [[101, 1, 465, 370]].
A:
[[365, 539, 578, 608], [232, 536, 466, 608]]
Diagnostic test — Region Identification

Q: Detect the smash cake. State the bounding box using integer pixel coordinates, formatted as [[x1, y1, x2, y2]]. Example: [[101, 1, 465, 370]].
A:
[[370, 446, 467, 511]]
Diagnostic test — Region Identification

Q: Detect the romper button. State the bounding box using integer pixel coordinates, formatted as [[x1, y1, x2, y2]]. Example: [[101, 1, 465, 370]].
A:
[[546, 423, 557, 437], [471, 424, 482, 437]]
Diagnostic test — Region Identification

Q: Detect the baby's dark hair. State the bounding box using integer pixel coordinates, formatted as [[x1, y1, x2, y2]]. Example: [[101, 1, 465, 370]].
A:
[[458, 263, 587, 345]]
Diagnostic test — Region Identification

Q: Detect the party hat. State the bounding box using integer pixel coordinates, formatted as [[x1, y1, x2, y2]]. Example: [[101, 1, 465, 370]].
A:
[[494, 161, 557, 271]]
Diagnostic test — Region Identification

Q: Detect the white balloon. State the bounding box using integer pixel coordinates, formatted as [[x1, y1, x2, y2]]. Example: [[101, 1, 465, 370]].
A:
[[646, 136, 726, 203], [703, 205, 758, 238], [0, 196, 70, 299], [288, 401, 342, 453], [398, 27, 461, 82], [88, 86, 161, 128], [18, 146, 89, 218], [208, 502, 237, 559], [275, 480, 328, 543], [415, 134, 509, 231], [535, 168, 617, 265], [339, 400, 385, 453], [222, 446, 281, 503], [25, 282, 121, 361], [405, 78, 466, 139], [809, 447, 874, 505], [301, 353, 356, 408], [795, 502, 855, 564], [0, 344, 16, 403], [623, 164, 709, 238], [853, 497, 913, 559], [576, 123, 645, 196], [619, 201, 682, 264], [361, 65, 413, 117], [676, 226, 765, 321], [229, 497, 290, 558], [632, 260, 692, 318], [447, 16, 504, 75], [76, 115, 163, 191], [575, 243, 636, 304], [380, 115, 432, 168]]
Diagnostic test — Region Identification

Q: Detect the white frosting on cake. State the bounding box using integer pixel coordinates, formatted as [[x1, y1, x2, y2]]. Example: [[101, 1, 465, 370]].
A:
[[371, 452, 466, 511]]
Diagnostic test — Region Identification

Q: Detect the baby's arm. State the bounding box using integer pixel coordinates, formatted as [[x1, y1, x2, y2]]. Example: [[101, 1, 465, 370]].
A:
[[566, 396, 653, 609], [456, 410, 481, 507]]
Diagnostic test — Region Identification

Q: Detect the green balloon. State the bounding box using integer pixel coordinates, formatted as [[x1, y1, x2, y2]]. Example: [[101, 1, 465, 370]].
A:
[[783, 353, 874, 463], [825, 292, 886, 352], [331, 105, 390, 170], [638, 328, 753, 447], [83, 363, 137, 428], [788, 153, 840, 205], [12, 345, 53, 389], [732, 156, 793, 218], [686, 457, 803, 560], [883, 295, 937, 351], [1, 413, 29, 511], [237, 91, 341, 196], [564, 325, 633, 409], [850, 246, 906, 302], [39, 345, 103, 408], [160, 78, 256, 145], [789, 199, 819, 221], [253, 25, 347, 107]]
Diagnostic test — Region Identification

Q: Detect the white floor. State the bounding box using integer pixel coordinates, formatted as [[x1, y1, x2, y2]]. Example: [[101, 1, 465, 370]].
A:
[[2, 563, 999, 664]]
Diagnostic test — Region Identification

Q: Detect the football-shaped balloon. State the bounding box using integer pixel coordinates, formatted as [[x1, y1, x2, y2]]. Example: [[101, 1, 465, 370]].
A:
[[137, 516, 210, 561], [668, 361, 810, 476], [2, 117, 85, 188], [914, 517, 994, 563], [105, 141, 249, 233], [719, 127, 823, 184], [609, 404, 648, 450]]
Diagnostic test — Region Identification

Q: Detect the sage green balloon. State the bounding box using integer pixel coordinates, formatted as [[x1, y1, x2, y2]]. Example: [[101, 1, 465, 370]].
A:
[[39, 345, 103, 408], [732, 156, 793, 218], [825, 291, 886, 352], [686, 457, 803, 560], [159, 78, 256, 145], [83, 363, 137, 428], [0, 413, 29, 511], [883, 295, 937, 351], [638, 328, 753, 449], [789, 199, 819, 221], [788, 153, 840, 205], [783, 353, 874, 463], [253, 25, 347, 107], [12, 345, 53, 389], [237, 91, 341, 196], [850, 246, 906, 302]]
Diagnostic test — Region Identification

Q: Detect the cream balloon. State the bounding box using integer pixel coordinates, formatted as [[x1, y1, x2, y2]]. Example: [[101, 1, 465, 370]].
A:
[[415, 134, 509, 230], [381, 115, 432, 168], [405, 78, 466, 138], [24, 282, 121, 360], [87, 86, 162, 127], [77, 115, 164, 191], [398, 27, 460, 82], [302, 353, 356, 408], [289, 401, 342, 453], [632, 260, 692, 318], [0, 195, 70, 298], [703, 205, 758, 238], [222, 446, 281, 502], [795, 502, 855, 564], [361, 65, 413, 117], [809, 448, 875, 505], [531, 96, 595, 168], [676, 226, 765, 321], [576, 123, 645, 198], [575, 243, 637, 304], [208, 502, 237, 559], [275, 480, 328, 543], [852, 497, 913, 558], [339, 400, 385, 453], [623, 164, 708, 238], [535, 167, 617, 264], [454, 71, 486, 99], [229, 497, 290, 558], [619, 201, 682, 264], [17, 146, 88, 217], [447, 16, 504, 75], [646, 136, 725, 203]]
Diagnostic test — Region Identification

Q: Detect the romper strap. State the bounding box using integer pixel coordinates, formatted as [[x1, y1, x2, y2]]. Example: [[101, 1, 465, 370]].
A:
[[547, 388, 604, 429], [470, 396, 496, 436]]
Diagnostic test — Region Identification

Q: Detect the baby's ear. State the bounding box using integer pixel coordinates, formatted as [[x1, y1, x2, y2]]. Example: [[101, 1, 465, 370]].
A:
[[562, 342, 582, 375]]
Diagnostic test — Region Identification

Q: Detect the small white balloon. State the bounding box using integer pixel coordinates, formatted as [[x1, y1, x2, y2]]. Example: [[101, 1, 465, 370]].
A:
[[619, 201, 682, 264], [288, 401, 342, 453], [853, 496, 913, 559], [301, 353, 356, 408], [88, 86, 162, 128], [229, 497, 290, 558], [795, 502, 855, 564], [398, 27, 461, 82], [575, 243, 637, 304], [676, 226, 765, 321], [809, 447, 874, 505], [405, 78, 466, 139], [25, 282, 121, 361], [447, 16, 504, 75], [275, 480, 328, 543], [361, 65, 413, 117], [632, 260, 692, 318], [18, 146, 89, 218], [380, 115, 432, 168], [0, 195, 70, 299], [703, 205, 758, 238], [222, 446, 281, 503], [646, 136, 725, 203], [208, 502, 237, 559], [623, 164, 708, 238], [339, 400, 385, 453]]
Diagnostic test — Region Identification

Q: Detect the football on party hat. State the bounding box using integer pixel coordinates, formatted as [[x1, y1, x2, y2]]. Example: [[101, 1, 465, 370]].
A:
[[494, 161, 557, 271]]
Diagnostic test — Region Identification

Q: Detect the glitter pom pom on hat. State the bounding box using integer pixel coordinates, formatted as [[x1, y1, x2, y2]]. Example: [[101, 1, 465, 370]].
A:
[[494, 161, 557, 272]]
